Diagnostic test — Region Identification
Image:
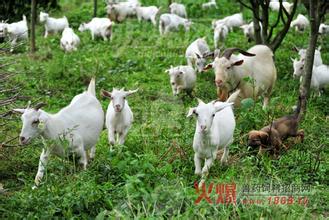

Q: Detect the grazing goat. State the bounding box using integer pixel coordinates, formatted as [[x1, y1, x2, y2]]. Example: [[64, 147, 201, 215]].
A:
[[319, 23, 329, 34], [101, 88, 138, 145], [292, 59, 329, 96], [60, 27, 80, 52], [159, 13, 192, 35], [166, 65, 196, 96], [106, 1, 139, 22], [204, 45, 277, 109], [0, 16, 28, 52], [212, 13, 244, 31], [169, 3, 187, 18], [269, 1, 294, 14], [136, 6, 161, 26], [39, 12, 69, 38], [290, 14, 309, 32], [240, 21, 263, 42], [202, 0, 218, 9], [185, 37, 212, 72], [187, 90, 240, 177], [79, 18, 113, 41], [214, 24, 229, 48], [248, 96, 304, 158], [13, 78, 104, 187]]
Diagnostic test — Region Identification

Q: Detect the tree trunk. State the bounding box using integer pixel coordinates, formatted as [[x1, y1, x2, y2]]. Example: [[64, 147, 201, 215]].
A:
[[31, 0, 37, 53], [299, 0, 320, 116], [93, 0, 97, 18]]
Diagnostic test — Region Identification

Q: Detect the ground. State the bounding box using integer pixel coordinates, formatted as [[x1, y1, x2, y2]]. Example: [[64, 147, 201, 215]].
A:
[[0, 0, 329, 218]]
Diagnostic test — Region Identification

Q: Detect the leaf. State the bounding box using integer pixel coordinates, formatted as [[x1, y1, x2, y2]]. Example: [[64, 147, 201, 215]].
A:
[[241, 98, 255, 109]]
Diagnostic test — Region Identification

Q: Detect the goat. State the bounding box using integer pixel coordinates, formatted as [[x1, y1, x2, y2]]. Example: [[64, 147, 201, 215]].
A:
[[202, 0, 218, 9], [13, 78, 104, 187], [269, 1, 294, 14], [169, 3, 187, 18], [101, 88, 138, 145], [60, 27, 80, 52], [79, 18, 113, 41], [319, 23, 329, 34], [212, 13, 244, 31], [159, 13, 192, 35], [214, 24, 229, 48], [39, 12, 69, 38], [106, 1, 139, 22], [290, 14, 309, 32], [240, 21, 263, 42], [185, 37, 212, 72], [136, 6, 161, 26], [295, 47, 322, 67], [166, 65, 196, 96]]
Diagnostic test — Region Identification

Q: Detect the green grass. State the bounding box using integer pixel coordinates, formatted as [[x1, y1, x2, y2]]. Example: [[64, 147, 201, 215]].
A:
[[1, 0, 329, 218]]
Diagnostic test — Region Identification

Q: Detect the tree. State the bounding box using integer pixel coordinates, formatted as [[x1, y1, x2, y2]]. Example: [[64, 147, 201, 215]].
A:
[[93, 0, 97, 18], [298, 0, 329, 115], [237, 0, 298, 53], [31, 0, 37, 53]]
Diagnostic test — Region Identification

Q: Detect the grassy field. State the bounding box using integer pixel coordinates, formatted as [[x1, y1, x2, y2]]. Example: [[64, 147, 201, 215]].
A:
[[1, 0, 329, 218]]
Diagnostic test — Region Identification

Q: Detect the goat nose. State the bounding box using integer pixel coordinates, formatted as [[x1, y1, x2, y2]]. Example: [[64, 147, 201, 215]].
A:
[[171, 82, 175, 85], [200, 125, 207, 131], [215, 79, 223, 86], [20, 136, 25, 142]]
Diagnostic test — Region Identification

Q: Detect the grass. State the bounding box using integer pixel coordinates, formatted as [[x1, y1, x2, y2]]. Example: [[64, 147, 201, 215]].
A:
[[1, 0, 329, 218]]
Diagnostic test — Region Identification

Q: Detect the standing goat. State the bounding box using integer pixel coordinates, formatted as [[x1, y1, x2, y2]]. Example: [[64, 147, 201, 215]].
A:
[[187, 90, 240, 177], [202, 0, 218, 9], [290, 14, 309, 32], [185, 37, 212, 72], [13, 78, 104, 187], [136, 6, 161, 26], [79, 18, 113, 41], [166, 65, 196, 96], [39, 12, 69, 38], [204, 45, 277, 109], [212, 13, 244, 31], [169, 3, 187, 18], [101, 88, 138, 145], [159, 13, 192, 35], [60, 27, 80, 52], [214, 24, 229, 48]]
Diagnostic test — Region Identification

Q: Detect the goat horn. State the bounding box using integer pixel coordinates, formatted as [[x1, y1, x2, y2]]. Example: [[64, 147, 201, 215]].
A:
[[222, 48, 255, 59], [34, 102, 46, 110]]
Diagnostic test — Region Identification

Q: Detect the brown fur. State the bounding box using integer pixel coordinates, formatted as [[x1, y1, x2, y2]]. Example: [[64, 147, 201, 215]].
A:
[[248, 115, 304, 157]]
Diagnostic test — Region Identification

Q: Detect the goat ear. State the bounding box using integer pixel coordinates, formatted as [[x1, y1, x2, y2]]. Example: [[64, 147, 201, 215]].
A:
[[203, 63, 213, 72], [126, 89, 138, 96], [232, 60, 244, 66], [214, 102, 233, 112], [290, 57, 295, 62], [317, 46, 321, 51], [101, 89, 111, 98], [12, 108, 25, 114], [196, 98, 205, 105], [186, 107, 196, 118], [34, 102, 46, 110]]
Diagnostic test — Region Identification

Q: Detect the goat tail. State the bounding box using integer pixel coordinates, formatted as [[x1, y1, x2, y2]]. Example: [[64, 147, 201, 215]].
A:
[[88, 77, 96, 96], [226, 89, 241, 103], [22, 15, 27, 21]]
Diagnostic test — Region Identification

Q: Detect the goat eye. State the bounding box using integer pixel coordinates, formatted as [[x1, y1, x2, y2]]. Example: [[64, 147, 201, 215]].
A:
[[212, 114, 215, 117], [226, 66, 231, 70], [32, 120, 39, 125]]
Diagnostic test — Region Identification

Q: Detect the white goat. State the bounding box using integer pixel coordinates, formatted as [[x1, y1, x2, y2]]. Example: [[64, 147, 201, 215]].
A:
[[39, 12, 69, 38], [169, 3, 187, 18], [214, 23, 229, 48], [212, 13, 244, 31], [187, 90, 240, 177], [106, 1, 139, 22], [202, 0, 218, 9], [101, 88, 138, 145], [185, 37, 212, 73], [297, 47, 322, 67], [204, 45, 277, 109], [136, 6, 161, 26], [79, 18, 113, 41], [13, 78, 104, 187], [292, 59, 329, 96], [319, 23, 329, 34], [290, 14, 309, 32], [240, 21, 263, 42], [269, 2, 294, 14], [1, 15, 28, 52], [60, 27, 80, 52], [159, 13, 192, 35], [166, 65, 196, 96]]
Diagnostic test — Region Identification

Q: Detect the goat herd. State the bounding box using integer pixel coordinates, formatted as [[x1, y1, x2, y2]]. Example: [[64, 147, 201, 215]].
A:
[[1, 0, 328, 187]]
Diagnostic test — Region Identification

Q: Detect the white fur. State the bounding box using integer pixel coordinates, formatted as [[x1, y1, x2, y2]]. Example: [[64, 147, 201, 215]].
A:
[[269, 2, 294, 14], [106, 0, 140, 22], [39, 12, 69, 38], [103, 88, 138, 145], [210, 45, 277, 109], [187, 90, 239, 177], [290, 14, 309, 32], [166, 65, 196, 95], [202, 0, 218, 9], [240, 21, 263, 42], [13, 78, 104, 187], [79, 18, 113, 41], [212, 13, 244, 31], [214, 24, 229, 48], [185, 37, 211, 72], [319, 23, 329, 34], [292, 59, 329, 96], [136, 6, 160, 26], [1, 16, 28, 52], [60, 27, 80, 52], [297, 47, 322, 67], [169, 3, 187, 18], [159, 13, 192, 35]]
